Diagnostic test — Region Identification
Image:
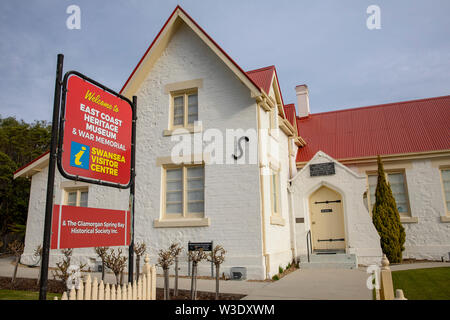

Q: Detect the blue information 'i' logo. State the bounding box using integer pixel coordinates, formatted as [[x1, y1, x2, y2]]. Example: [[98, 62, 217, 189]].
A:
[[70, 141, 90, 170]]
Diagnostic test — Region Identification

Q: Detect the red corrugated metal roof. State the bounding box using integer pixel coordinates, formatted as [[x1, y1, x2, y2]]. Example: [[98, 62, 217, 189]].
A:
[[283, 103, 296, 127], [246, 66, 275, 94], [296, 95, 450, 162]]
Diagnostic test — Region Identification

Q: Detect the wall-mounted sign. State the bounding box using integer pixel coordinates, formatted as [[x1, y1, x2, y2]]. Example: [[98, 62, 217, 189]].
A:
[[188, 241, 213, 251], [51, 205, 130, 249], [321, 209, 333, 213], [57, 71, 134, 188], [309, 162, 335, 177]]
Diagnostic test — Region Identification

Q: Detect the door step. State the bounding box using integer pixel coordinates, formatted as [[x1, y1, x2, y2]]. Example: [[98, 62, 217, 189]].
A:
[[299, 253, 357, 269]]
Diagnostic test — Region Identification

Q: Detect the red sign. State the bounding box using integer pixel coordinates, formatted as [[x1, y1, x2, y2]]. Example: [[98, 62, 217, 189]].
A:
[[59, 72, 133, 187], [51, 205, 131, 249]]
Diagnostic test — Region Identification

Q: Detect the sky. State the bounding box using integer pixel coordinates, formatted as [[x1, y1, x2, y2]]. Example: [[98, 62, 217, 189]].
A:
[[1, 0, 449, 123]]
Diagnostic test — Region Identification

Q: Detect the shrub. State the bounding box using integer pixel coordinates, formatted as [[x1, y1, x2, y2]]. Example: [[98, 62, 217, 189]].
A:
[[272, 275, 279, 281], [372, 155, 406, 263]]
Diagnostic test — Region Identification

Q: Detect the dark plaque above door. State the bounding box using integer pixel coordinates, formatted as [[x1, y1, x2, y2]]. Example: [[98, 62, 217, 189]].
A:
[[309, 162, 335, 177]]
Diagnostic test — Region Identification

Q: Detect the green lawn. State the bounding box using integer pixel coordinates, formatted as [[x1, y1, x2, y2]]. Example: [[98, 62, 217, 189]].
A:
[[0, 290, 62, 300], [392, 267, 450, 300]]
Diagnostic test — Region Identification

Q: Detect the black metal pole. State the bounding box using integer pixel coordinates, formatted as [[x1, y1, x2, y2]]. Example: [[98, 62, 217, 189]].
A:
[[128, 95, 137, 283], [39, 53, 64, 300]]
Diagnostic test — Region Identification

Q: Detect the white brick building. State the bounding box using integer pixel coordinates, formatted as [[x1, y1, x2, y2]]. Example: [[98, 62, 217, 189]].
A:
[[15, 6, 450, 279]]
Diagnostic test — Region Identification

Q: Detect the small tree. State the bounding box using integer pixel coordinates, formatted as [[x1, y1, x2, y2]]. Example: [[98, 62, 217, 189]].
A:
[[207, 245, 226, 300], [104, 247, 127, 285], [52, 248, 87, 292], [157, 246, 175, 300], [133, 242, 147, 281], [372, 155, 406, 263], [169, 243, 182, 297], [188, 248, 207, 300], [94, 247, 109, 281], [7, 240, 24, 284]]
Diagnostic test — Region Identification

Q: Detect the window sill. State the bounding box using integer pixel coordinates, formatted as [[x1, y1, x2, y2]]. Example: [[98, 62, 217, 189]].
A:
[[270, 215, 286, 226], [440, 216, 450, 223], [163, 125, 202, 136], [153, 217, 210, 228], [400, 216, 418, 224]]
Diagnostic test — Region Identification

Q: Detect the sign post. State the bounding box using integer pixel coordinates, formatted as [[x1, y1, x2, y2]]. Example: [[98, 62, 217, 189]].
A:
[[39, 55, 136, 299], [128, 95, 137, 283], [39, 54, 64, 301]]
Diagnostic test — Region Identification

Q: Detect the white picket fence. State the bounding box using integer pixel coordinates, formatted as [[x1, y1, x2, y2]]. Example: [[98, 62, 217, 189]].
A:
[[55, 257, 156, 300]]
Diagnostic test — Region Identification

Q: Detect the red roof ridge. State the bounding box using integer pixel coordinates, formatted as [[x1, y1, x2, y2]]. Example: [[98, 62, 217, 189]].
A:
[[297, 94, 450, 120], [246, 65, 275, 74]]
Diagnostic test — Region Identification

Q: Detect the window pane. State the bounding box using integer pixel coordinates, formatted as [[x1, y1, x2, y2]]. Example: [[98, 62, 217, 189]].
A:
[[166, 203, 182, 214], [387, 173, 408, 214], [166, 168, 183, 214], [188, 94, 198, 124], [80, 191, 88, 207], [443, 181, 450, 192], [187, 178, 203, 190], [388, 173, 403, 183], [188, 190, 204, 201], [442, 169, 450, 182], [187, 166, 204, 214], [187, 166, 203, 178], [397, 202, 408, 213], [173, 96, 184, 126], [167, 168, 182, 180], [67, 192, 77, 206], [188, 201, 204, 213], [166, 191, 182, 202]]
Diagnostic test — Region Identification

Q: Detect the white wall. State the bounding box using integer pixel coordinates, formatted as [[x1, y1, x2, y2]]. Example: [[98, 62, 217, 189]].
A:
[[291, 152, 383, 266], [402, 159, 450, 260], [133, 22, 265, 279], [350, 158, 450, 261]]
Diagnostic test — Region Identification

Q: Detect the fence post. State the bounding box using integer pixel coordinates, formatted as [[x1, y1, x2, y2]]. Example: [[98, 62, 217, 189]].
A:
[[111, 284, 116, 300], [98, 281, 104, 300], [142, 273, 147, 300], [137, 277, 143, 300], [105, 283, 111, 300], [151, 265, 156, 300], [394, 289, 407, 300], [92, 277, 98, 300], [77, 280, 84, 300], [84, 275, 91, 300], [117, 284, 122, 300], [133, 280, 137, 300], [128, 283, 132, 300], [69, 287, 76, 300], [379, 254, 395, 300]]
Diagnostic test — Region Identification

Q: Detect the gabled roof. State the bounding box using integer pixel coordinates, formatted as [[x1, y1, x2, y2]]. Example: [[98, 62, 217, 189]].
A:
[[120, 5, 262, 98], [13, 151, 49, 179], [296, 95, 450, 163], [246, 66, 276, 95], [283, 103, 297, 127]]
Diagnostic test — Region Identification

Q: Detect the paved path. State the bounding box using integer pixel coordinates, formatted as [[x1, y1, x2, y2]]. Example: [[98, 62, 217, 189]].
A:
[[3, 255, 447, 299], [243, 268, 373, 300]]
